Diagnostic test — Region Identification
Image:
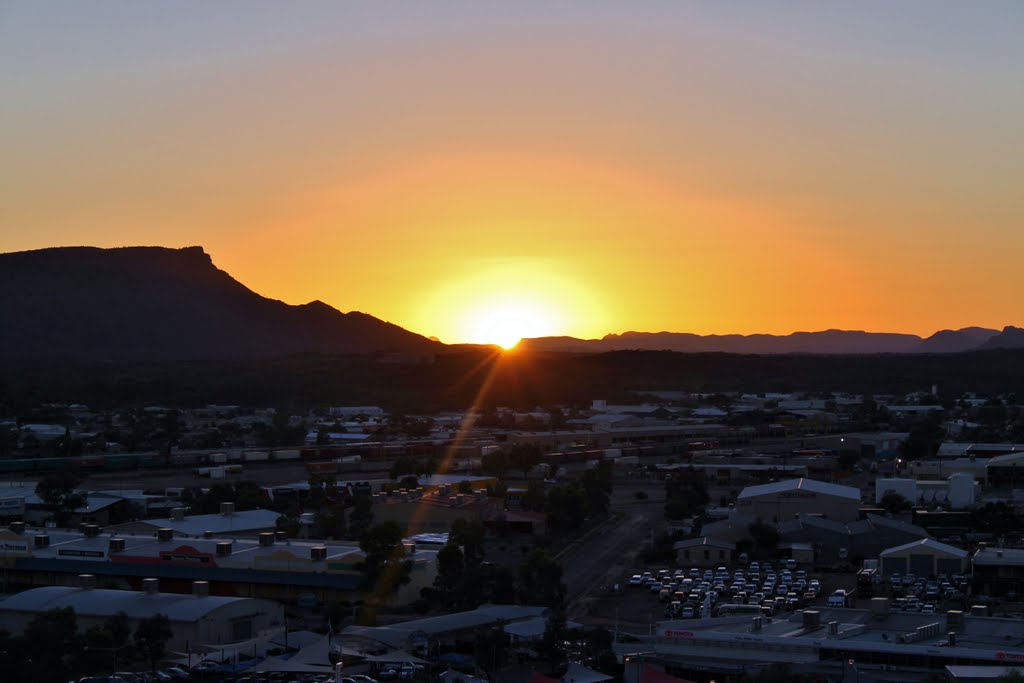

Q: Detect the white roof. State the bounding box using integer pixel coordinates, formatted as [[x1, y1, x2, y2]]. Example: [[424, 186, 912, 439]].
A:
[[0, 586, 251, 622], [880, 538, 967, 559], [737, 478, 860, 501], [139, 509, 282, 536]]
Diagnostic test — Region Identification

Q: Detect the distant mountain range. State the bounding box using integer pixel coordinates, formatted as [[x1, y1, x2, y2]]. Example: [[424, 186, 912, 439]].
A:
[[0, 245, 1020, 360], [0, 246, 440, 360], [520, 326, 1024, 355]]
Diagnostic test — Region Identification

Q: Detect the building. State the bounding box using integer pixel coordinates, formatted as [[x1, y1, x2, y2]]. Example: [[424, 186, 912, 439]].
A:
[[673, 537, 736, 567], [0, 581, 284, 650], [341, 604, 549, 653], [879, 538, 968, 578], [3, 524, 439, 607], [617, 604, 1024, 681], [875, 474, 977, 509], [972, 547, 1024, 597], [736, 478, 862, 523], [110, 503, 281, 538]]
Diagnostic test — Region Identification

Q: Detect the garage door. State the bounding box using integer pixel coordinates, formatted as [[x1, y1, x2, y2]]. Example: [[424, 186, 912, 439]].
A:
[[909, 554, 933, 577], [882, 557, 907, 576]]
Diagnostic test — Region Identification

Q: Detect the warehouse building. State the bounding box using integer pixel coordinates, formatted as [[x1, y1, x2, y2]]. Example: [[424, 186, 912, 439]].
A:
[[879, 538, 968, 578], [972, 547, 1024, 597], [3, 523, 438, 607], [0, 579, 284, 650], [735, 478, 862, 523], [617, 603, 1024, 681], [673, 537, 737, 567]]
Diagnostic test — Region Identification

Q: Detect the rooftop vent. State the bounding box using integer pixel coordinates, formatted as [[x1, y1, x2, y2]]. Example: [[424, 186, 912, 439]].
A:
[[215, 541, 232, 556], [78, 574, 96, 590], [803, 610, 821, 629], [192, 581, 209, 598], [9, 521, 25, 535], [828, 621, 839, 636], [157, 527, 173, 542], [83, 524, 100, 538], [274, 530, 288, 542], [220, 502, 235, 516], [142, 577, 159, 594], [311, 546, 327, 561], [948, 631, 957, 647], [258, 532, 274, 547], [109, 538, 126, 553], [203, 530, 213, 539], [752, 616, 763, 631], [34, 534, 50, 548], [946, 610, 964, 630], [171, 507, 186, 522]]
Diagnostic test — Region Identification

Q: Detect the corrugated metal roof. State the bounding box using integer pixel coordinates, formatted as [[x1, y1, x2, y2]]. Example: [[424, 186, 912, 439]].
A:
[[12, 557, 363, 589], [737, 478, 860, 501], [134, 509, 282, 536], [879, 538, 967, 558], [0, 586, 249, 621]]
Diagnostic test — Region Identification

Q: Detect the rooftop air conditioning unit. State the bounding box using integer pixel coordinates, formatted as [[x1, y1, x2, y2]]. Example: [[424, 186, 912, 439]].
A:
[[311, 546, 327, 561], [142, 578, 159, 594], [258, 532, 274, 547], [215, 541, 232, 556], [109, 538, 126, 553], [157, 528, 173, 542], [34, 534, 50, 548]]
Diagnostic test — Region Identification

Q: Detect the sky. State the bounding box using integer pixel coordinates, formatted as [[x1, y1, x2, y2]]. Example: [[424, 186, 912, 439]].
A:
[[2, 2, 1022, 345]]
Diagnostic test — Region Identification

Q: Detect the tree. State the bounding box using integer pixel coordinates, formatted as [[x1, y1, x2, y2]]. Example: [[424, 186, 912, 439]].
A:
[[481, 449, 508, 477], [434, 543, 465, 608], [316, 506, 347, 539], [507, 444, 543, 479], [357, 521, 412, 615], [748, 521, 780, 557], [24, 607, 80, 682], [35, 467, 86, 527], [105, 610, 132, 650], [520, 480, 547, 512], [545, 484, 586, 534], [135, 614, 173, 671], [349, 494, 374, 539], [880, 491, 913, 514], [517, 549, 566, 609], [450, 518, 486, 566]]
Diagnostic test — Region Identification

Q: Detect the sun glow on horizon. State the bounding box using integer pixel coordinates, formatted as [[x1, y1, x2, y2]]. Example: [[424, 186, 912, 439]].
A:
[[416, 259, 606, 346], [464, 297, 557, 349]]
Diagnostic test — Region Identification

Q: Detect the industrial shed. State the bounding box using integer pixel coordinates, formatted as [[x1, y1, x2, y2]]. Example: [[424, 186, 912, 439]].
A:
[[0, 581, 284, 650], [735, 478, 862, 523], [879, 538, 968, 578]]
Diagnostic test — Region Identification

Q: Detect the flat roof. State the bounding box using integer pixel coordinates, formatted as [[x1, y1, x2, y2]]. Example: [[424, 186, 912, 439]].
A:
[[124, 509, 282, 536]]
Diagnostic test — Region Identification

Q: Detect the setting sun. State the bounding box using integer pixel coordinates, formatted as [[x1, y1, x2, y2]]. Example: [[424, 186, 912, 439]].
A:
[[465, 298, 557, 349], [413, 259, 608, 347]]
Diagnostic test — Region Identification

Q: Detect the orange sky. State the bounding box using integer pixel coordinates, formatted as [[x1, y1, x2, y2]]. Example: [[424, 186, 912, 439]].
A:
[[1, 4, 1022, 344]]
